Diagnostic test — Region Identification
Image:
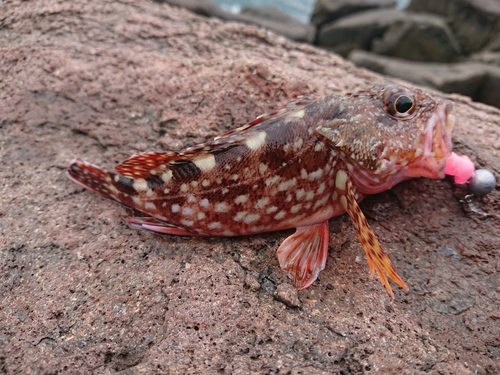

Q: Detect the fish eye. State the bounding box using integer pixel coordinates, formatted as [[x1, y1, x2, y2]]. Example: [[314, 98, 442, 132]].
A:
[[394, 95, 414, 113], [385, 90, 416, 118]]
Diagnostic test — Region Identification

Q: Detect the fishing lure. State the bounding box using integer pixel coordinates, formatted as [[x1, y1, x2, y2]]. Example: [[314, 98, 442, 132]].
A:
[[67, 84, 469, 297]]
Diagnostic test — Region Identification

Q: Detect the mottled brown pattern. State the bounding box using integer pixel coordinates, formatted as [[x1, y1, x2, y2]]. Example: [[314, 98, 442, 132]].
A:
[[67, 84, 456, 294]]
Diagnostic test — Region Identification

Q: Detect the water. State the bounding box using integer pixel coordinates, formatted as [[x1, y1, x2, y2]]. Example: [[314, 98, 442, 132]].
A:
[[213, 0, 315, 24], [212, 0, 411, 24]]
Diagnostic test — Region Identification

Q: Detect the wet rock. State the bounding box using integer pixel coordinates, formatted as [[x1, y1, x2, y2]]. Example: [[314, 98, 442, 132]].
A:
[[349, 50, 500, 108], [311, 0, 396, 27], [317, 9, 461, 62], [408, 0, 500, 54]]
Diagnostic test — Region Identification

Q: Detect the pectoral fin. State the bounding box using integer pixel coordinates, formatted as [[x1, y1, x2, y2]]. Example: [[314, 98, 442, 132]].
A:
[[276, 222, 329, 289], [342, 179, 408, 298]]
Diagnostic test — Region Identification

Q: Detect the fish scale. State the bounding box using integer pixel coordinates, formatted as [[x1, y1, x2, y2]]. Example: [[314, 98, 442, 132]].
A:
[[67, 84, 457, 297]]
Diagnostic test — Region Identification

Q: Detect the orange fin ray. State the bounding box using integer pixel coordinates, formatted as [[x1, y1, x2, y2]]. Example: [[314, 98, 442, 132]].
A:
[[344, 179, 408, 298], [276, 222, 329, 290]]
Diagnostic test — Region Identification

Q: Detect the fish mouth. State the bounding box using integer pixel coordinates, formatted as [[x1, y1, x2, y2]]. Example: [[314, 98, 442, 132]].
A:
[[403, 100, 455, 180]]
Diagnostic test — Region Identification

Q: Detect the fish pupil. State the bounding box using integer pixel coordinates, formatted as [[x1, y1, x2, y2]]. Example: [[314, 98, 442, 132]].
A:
[[395, 95, 413, 113]]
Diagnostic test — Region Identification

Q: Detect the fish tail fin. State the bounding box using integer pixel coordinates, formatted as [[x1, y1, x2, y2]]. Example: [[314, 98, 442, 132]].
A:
[[67, 159, 138, 206]]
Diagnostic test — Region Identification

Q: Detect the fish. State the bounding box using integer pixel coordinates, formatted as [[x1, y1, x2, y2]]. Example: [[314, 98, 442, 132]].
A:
[[67, 84, 456, 297]]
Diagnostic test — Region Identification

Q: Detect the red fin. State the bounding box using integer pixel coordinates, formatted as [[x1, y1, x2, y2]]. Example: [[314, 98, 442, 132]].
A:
[[276, 222, 329, 289], [115, 151, 178, 179], [67, 159, 117, 200], [343, 179, 409, 298], [127, 217, 202, 237]]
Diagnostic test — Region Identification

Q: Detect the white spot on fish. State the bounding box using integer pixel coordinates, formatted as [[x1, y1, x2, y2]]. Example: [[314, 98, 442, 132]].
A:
[[290, 204, 302, 214], [231, 174, 239, 181], [133, 178, 148, 192], [187, 194, 196, 203], [278, 178, 296, 192], [171, 204, 180, 213], [245, 131, 267, 150], [132, 196, 142, 206], [182, 207, 194, 216], [265, 175, 280, 186], [314, 143, 324, 152], [291, 109, 305, 118], [234, 211, 247, 221], [208, 222, 222, 230], [258, 163, 268, 175], [164, 187, 170, 194], [180, 183, 189, 193], [193, 154, 216, 172], [274, 211, 286, 220], [313, 195, 329, 210], [180, 219, 194, 227], [161, 170, 173, 183], [244, 213, 260, 224], [200, 198, 210, 208], [202, 179, 210, 187], [305, 191, 315, 201], [308, 168, 324, 180], [215, 202, 230, 213], [300, 169, 308, 179], [255, 197, 269, 209], [235, 195, 249, 204], [316, 182, 326, 195], [266, 206, 278, 214], [293, 138, 304, 152], [145, 202, 156, 210], [296, 189, 305, 200], [335, 170, 347, 191], [191, 181, 198, 188], [197, 212, 206, 220]]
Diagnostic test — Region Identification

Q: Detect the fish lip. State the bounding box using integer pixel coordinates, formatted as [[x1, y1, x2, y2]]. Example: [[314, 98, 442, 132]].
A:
[[419, 100, 455, 176], [349, 99, 456, 195]]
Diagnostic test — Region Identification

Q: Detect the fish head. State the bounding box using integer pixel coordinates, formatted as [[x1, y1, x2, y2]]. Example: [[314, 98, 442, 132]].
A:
[[316, 85, 455, 194]]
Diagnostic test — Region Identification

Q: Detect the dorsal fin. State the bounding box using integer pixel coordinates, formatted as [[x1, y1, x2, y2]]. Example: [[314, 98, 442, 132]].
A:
[[115, 151, 178, 179], [215, 95, 317, 140]]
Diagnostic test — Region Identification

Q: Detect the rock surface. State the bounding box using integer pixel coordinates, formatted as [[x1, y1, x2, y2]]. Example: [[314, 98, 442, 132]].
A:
[[1, 0, 500, 374]]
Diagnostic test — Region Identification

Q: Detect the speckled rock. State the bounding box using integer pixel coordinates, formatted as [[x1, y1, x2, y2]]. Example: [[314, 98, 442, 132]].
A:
[[0, 0, 499, 374]]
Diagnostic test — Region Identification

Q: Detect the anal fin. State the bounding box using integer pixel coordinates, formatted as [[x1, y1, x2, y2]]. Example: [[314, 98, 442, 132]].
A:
[[276, 222, 329, 290], [127, 217, 202, 237]]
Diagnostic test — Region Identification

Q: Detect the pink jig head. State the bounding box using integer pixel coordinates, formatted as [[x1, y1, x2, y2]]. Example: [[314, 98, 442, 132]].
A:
[[444, 152, 475, 184], [445, 152, 496, 196]]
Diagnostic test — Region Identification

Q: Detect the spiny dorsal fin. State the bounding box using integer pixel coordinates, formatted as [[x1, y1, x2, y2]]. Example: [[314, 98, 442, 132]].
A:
[[115, 151, 178, 179]]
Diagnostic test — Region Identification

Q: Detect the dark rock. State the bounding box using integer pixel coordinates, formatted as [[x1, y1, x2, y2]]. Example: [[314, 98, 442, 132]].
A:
[[349, 50, 500, 108], [317, 9, 461, 62], [468, 51, 500, 67], [311, 0, 396, 27], [408, 0, 500, 54]]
